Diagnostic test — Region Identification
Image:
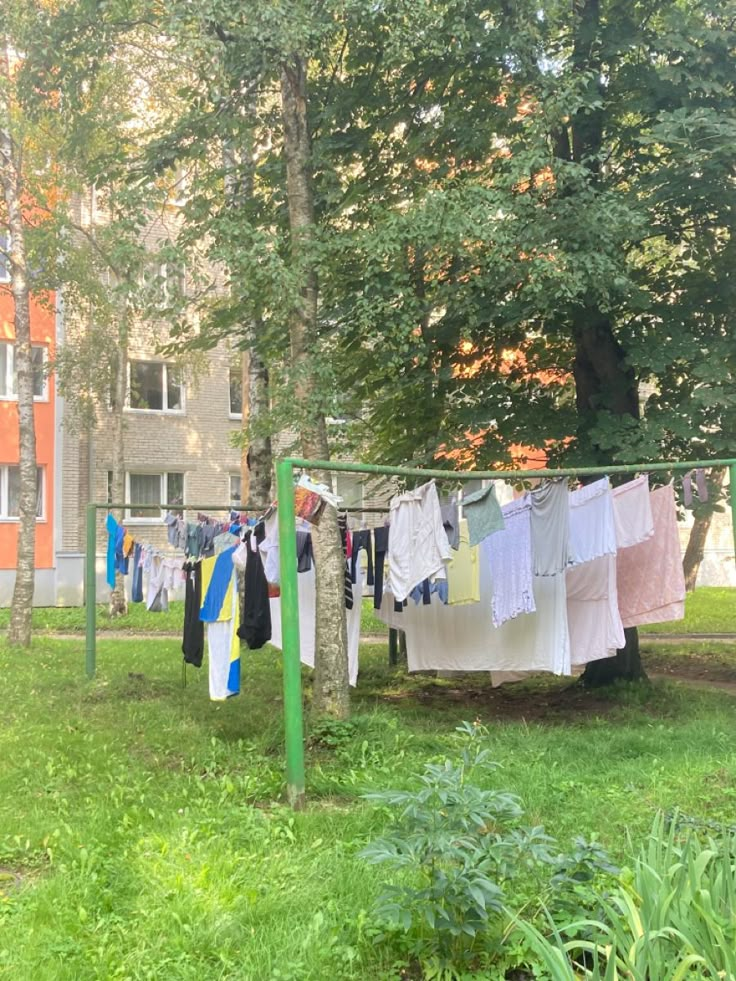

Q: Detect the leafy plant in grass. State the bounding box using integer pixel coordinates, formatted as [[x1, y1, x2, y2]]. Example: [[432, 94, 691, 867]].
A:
[[514, 812, 736, 979], [359, 722, 564, 974]]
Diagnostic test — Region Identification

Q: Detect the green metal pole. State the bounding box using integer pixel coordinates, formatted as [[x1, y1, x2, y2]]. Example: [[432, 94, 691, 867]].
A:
[[282, 456, 736, 483], [276, 459, 306, 808], [730, 464, 736, 578], [85, 504, 97, 679]]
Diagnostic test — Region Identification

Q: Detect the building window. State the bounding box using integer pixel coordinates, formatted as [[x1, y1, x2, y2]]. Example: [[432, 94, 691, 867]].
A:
[[229, 364, 242, 418], [141, 260, 186, 309], [0, 466, 44, 519], [126, 471, 184, 520], [0, 342, 48, 400], [0, 231, 9, 283], [230, 473, 242, 507], [128, 361, 183, 413], [334, 473, 364, 510]]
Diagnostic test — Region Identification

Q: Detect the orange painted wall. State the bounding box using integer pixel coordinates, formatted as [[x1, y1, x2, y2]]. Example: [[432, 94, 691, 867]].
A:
[[0, 289, 55, 570]]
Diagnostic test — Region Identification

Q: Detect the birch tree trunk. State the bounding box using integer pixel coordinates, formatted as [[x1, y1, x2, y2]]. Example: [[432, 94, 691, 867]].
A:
[[224, 130, 273, 510], [248, 344, 272, 504], [240, 349, 251, 505], [0, 89, 37, 648], [281, 53, 349, 719], [108, 303, 128, 617]]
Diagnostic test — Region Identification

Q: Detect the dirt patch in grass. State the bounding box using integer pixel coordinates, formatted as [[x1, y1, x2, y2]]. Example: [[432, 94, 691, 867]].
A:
[[643, 651, 736, 685], [0, 867, 27, 895], [381, 679, 618, 723], [83, 673, 176, 702]]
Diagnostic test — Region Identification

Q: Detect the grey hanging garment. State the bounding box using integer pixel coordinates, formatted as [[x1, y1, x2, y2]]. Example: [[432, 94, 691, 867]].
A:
[[530, 478, 570, 576]]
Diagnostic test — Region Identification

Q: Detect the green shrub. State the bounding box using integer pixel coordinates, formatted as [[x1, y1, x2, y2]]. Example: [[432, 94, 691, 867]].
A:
[[359, 722, 616, 978]]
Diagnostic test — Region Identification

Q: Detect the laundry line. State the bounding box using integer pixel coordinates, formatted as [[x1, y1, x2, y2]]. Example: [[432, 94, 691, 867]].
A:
[[276, 456, 736, 808]]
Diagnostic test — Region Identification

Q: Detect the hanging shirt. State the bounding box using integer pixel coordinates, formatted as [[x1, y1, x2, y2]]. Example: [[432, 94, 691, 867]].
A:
[[185, 522, 202, 559], [386, 480, 451, 603], [461, 484, 504, 547], [446, 519, 480, 606], [164, 512, 179, 548], [105, 513, 118, 590], [269, 561, 363, 687], [146, 555, 169, 612], [441, 498, 461, 550], [568, 477, 617, 566], [487, 497, 535, 627], [611, 475, 654, 549], [616, 484, 685, 627], [530, 478, 570, 576], [259, 512, 281, 585]]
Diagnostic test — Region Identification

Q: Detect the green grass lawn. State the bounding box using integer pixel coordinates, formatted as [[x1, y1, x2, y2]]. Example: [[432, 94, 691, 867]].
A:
[[639, 586, 735, 634], [0, 598, 389, 637], [0, 586, 732, 639], [2, 634, 736, 979]]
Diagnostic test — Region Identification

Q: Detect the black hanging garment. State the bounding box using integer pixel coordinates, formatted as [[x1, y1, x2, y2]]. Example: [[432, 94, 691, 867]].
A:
[[296, 531, 314, 572], [182, 561, 204, 667], [338, 513, 354, 610], [373, 525, 389, 610], [350, 529, 374, 586], [237, 528, 272, 650]]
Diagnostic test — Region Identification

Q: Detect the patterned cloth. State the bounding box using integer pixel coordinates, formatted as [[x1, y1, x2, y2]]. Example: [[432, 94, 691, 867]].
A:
[[616, 484, 685, 628]]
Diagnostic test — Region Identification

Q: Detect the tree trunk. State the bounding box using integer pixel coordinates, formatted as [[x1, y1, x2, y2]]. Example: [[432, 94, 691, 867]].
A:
[[554, 0, 644, 686], [581, 627, 645, 687], [240, 349, 251, 506], [281, 54, 349, 720], [248, 344, 272, 504], [0, 85, 37, 647], [108, 307, 128, 617], [223, 124, 273, 510], [682, 467, 726, 592]]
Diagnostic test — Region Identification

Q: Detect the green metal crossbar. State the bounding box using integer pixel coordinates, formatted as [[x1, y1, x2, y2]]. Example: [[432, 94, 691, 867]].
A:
[[276, 457, 736, 808]]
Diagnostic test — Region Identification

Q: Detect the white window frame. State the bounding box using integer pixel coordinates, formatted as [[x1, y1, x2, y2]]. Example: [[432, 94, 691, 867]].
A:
[[124, 471, 185, 523], [0, 465, 45, 522], [0, 230, 10, 283], [228, 363, 243, 419], [332, 472, 364, 511], [125, 360, 185, 415], [229, 472, 242, 507], [0, 342, 49, 402]]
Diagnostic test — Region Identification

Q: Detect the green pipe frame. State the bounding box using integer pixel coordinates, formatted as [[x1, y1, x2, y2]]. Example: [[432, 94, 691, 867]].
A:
[[275, 457, 736, 808], [84, 457, 736, 810]]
